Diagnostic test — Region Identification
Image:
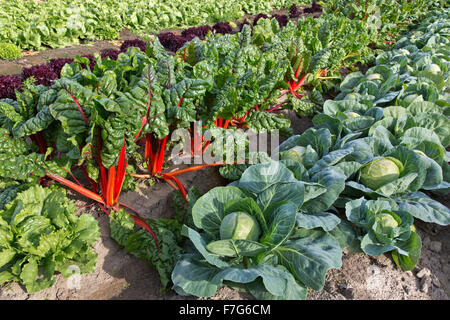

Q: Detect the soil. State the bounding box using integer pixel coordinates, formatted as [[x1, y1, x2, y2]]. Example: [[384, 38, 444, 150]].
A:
[[0, 5, 448, 302]]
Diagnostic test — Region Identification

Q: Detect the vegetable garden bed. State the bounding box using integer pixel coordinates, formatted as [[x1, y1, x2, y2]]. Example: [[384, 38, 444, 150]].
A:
[[0, 0, 449, 301]]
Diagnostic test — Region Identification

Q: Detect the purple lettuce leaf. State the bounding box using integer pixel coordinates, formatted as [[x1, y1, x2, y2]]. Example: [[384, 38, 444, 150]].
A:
[[212, 22, 233, 35], [0, 74, 23, 99], [21, 64, 58, 86], [120, 39, 147, 53], [158, 32, 189, 52]]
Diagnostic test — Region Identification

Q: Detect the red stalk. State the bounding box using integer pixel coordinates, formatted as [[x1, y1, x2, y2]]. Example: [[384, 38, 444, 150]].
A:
[[33, 132, 48, 154], [134, 84, 152, 142], [262, 102, 284, 113], [63, 167, 84, 189], [152, 139, 161, 175], [145, 133, 154, 173], [294, 62, 302, 79], [46, 173, 105, 204], [164, 178, 179, 191], [106, 166, 116, 206], [156, 136, 168, 174], [65, 89, 88, 124], [177, 96, 184, 107], [161, 173, 187, 202]]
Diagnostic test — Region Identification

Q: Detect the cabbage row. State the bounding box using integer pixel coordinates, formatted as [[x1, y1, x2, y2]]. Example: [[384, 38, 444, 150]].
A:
[[171, 9, 450, 300]]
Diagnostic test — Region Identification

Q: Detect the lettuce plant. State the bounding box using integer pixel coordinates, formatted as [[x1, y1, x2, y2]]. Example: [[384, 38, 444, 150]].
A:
[[0, 185, 100, 293], [120, 39, 147, 53], [22, 64, 58, 87], [0, 75, 22, 100], [0, 43, 21, 60]]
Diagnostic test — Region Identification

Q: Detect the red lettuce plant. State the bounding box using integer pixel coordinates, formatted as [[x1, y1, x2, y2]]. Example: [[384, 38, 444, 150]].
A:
[[22, 64, 58, 86], [158, 32, 189, 52], [289, 4, 301, 18], [273, 14, 289, 27], [181, 26, 212, 40], [212, 22, 233, 34], [100, 49, 120, 60], [304, 1, 323, 14], [120, 39, 147, 52], [0, 74, 22, 99], [49, 58, 75, 76]]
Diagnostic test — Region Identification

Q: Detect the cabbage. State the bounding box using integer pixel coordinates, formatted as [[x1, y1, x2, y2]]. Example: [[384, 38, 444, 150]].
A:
[[402, 94, 419, 104], [220, 212, 261, 241], [413, 149, 427, 157], [345, 92, 360, 100], [280, 146, 307, 163], [366, 73, 382, 81], [376, 212, 399, 237], [345, 111, 360, 118], [359, 157, 402, 190], [425, 64, 441, 74]]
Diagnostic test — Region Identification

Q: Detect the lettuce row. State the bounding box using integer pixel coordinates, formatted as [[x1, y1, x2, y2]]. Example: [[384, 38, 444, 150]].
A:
[[0, 185, 100, 293]]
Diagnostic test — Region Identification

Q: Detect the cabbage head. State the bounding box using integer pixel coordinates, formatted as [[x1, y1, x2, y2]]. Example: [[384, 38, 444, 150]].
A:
[[375, 211, 401, 242], [220, 212, 261, 241], [280, 146, 307, 163], [345, 111, 360, 118], [359, 157, 403, 190]]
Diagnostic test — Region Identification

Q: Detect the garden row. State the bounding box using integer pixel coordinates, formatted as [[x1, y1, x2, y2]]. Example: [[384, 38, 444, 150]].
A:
[[0, 0, 311, 57], [0, 1, 324, 98], [0, 2, 448, 297], [170, 8, 450, 299]]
